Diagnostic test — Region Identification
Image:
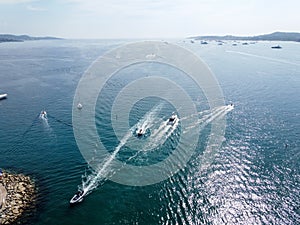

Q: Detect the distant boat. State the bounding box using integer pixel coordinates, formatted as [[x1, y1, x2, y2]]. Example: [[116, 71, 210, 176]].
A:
[[77, 103, 83, 109], [0, 93, 7, 100], [190, 40, 194, 43], [271, 45, 282, 49], [167, 114, 178, 126], [136, 128, 145, 137], [232, 43, 237, 46], [201, 41, 208, 45], [242, 42, 248, 45], [39, 110, 47, 119]]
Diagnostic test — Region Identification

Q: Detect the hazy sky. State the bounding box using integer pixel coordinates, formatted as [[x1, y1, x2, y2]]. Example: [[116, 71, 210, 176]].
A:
[[0, 0, 299, 38]]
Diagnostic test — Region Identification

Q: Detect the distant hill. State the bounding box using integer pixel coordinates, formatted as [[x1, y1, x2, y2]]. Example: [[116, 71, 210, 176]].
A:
[[0, 34, 62, 43], [191, 32, 300, 42]]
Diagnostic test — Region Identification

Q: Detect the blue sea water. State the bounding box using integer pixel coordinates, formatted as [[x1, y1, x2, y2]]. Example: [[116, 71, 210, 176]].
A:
[[0, 39, 299, 224]]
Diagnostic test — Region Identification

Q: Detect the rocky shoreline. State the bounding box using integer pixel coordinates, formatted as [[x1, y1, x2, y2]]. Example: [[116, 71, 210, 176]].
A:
[[0, 171, 37, 225]]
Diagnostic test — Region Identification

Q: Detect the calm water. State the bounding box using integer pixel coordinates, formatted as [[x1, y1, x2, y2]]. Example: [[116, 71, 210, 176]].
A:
[[0, 39, 299, 224]]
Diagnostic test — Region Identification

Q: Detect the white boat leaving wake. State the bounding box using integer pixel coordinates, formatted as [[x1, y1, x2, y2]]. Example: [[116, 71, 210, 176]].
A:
[[71, 104, 234, 204], [39, 110, 51, 130], [71, 104, 164, 204]]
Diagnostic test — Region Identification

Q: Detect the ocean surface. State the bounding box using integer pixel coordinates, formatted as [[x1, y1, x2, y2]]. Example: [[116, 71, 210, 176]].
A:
[[0, 39, 299, 224]]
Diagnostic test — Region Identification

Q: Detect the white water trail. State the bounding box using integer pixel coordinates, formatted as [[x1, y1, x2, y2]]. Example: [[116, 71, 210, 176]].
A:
[[133, 103, 163, 132], [183, 105, 234, 134], [80, 104, 234, 194], [80, 103, 164, 194], [144, 117, 179, 150], [226, 50, 300, 67], [82, 131, 132, 193], [39, 114, 52, 133]]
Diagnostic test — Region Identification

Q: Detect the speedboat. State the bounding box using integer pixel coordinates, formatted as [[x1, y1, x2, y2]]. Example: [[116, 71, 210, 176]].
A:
[[167, 114, 178, 126], [77, 103, 83, 110], [70, 190, 85, 204], [39, 110, 47, 119], [271, 45, 282, 49], [136, 128, 145, 137], [228, 103, 234, 109], [0, 93, 7, 100]]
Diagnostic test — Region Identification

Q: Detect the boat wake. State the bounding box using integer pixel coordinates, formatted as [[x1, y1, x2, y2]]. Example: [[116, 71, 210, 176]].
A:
[[132, 103, 163, 133], [183, 104, 234, 134], [77, 104, 164, 198], [39, 111, 49, 127], [73, 104, 234, 203], [143, 116, 179, 150]]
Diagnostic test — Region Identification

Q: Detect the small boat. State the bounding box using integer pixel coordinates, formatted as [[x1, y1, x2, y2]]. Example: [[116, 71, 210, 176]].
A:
[[39, 110, 47, 119], [167, 114, 178, 126], [77, 103, 83, 110], [201, 41, 208, 45], [136, 128, 145, 137], [271, 45, 282, 49], [242, 42, 248, 45], [70, 190, 86, 204], [0, 93, 7, 100]]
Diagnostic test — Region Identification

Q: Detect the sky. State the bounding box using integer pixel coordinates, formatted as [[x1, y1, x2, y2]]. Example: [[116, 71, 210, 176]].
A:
[[0, 0, 299, 39]]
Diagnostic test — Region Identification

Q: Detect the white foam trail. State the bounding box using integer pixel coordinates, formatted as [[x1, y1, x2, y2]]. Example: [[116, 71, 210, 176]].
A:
[[226, 50, 300, 67], [39, 114, 52, 132], [183, 105, 233, 134], [83, 131, 132, 193], [80, 104, 234, 194], [81, 103, 164, 194], [144, 117, 179, 150], [133, 103, 163, 132], [180, 108, 211, 121]]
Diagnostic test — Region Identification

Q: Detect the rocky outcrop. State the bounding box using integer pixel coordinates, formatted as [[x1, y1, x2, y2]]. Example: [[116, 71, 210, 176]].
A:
[[0, 171, 36, 225]]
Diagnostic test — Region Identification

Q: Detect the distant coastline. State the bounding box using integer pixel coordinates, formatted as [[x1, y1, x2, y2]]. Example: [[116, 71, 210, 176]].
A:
[[190, 32, 300, 42], [0, 34, 62, 43]]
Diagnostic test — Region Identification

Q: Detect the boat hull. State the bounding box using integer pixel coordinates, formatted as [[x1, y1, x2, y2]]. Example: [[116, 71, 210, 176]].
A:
[[0, 94, 7, 100]]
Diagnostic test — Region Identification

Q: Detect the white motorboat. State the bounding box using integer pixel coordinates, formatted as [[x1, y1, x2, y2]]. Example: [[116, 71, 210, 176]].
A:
[[0, 93, 7, 100], [136, 128, 145, 137], [39, 110, 47, 119], [70, 190, 86, 204], [229, 103, 234, 108], [167, 114, 178, 126], [77, 103, 83, 110]]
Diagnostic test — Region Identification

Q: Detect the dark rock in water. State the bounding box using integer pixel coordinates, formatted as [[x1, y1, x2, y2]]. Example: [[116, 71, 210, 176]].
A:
[[0, 170, 37, 225]]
